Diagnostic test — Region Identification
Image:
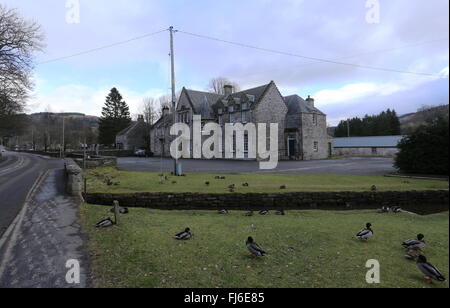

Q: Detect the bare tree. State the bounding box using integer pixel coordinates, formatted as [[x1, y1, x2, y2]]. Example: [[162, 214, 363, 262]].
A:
[[140, 97, 160, 126], [158, 91, 181, 113], [208, 77, 240, 95], [0, 4, 44, 141], [0, 5, 44, 112]]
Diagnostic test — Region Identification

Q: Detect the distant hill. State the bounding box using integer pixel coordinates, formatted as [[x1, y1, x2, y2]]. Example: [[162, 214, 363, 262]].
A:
[[399, 105, 449, 135], [30, 112, 99, 129]]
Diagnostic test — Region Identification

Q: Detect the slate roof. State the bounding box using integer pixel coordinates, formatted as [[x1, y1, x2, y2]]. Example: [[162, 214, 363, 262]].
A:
[[332, 136, 405, 148], [117, 121, 139, 137], [284, 95, 325, 115], [284, 95, 326, 129], [184, 89, 223, 118], [156, 81, 327, 128], [152, 113, 174, 128], [183, 83, 272, 118], [117, 120, 149, 137]]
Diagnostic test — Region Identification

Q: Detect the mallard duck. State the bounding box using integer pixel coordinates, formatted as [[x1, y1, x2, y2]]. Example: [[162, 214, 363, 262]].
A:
[[380, 206, 390, 213], [371, 185, 377, 192], [356, 223, 374, 240], [205, 181, 210, 186], [259, 210, 269, 215], [219, 209, 229, 214], [95, 218, 115, 228], [403, 234, 426, 250], [275, 210, 285, 216], [416, 255, 446, 283], [228, 184, 236, 189], [244, 211, 254, 217], [242, 183, 249, 187], [280, 185, 287, 190], [246, 237, 266, 257], [174, 228, 192, 240], [391, 206, 402, 213]]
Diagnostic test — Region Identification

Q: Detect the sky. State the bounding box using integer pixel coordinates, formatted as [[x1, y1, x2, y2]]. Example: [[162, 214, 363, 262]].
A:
[[2, 0, 449, 125]]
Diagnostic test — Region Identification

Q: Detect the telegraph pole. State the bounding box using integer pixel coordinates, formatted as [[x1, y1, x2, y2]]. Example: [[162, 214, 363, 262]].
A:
[[61, 115, 65, 158], [169, 26, 178, 175]]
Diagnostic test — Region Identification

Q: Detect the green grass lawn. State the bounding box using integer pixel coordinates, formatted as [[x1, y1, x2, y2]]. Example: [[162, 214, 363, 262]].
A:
[[82, 204, 449, 288], [85, 167, 449, 194]]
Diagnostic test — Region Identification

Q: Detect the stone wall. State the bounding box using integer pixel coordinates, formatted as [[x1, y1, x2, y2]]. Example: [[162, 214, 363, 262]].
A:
[[64, 159, 83, 197], [73, 156, 117, 169], [253, 83, 288, 160], [333, 147, 399, 157], [301, 113, 331, 160], [83, 190, 449, 215]]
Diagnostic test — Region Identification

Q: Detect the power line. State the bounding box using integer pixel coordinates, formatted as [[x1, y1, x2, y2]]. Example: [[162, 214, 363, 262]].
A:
[[296, 38, 449, 68], [177, 30, 448, 78], [37, 29, 168, 65]]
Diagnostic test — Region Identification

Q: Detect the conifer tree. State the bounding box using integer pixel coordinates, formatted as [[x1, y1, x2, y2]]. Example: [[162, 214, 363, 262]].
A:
[[98, 87, 131, 145]]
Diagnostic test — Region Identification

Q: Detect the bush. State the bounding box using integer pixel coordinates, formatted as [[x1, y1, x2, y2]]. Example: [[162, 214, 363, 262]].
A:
[[395, 117, 449, 175]]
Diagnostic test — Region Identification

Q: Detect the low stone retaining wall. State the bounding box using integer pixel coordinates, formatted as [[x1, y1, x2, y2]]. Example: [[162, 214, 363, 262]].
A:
[[73, 156, 117, 169], [65, 159, 83, 197], [83, 190, 449, 215]]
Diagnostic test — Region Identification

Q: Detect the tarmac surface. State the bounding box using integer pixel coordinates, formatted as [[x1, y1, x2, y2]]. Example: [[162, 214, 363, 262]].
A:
[[118, 156, 396, 176], [0, 152, 89, 288]]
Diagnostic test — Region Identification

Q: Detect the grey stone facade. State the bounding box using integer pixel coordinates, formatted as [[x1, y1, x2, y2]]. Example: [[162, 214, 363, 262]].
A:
[[116, 115, 150, 151], [150, 81, 330, 161]]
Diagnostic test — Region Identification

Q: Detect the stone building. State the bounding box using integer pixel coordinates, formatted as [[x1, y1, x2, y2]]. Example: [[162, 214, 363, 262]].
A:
[[116, 115, 150, 151], [151, 81, 330, 160], [332, 135, 405, 157]]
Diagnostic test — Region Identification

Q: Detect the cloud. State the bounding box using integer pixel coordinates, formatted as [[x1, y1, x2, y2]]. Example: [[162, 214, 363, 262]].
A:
[[2, 0, 448, 121], [314, 66, 449, 106], [28, 82, 167, 117]]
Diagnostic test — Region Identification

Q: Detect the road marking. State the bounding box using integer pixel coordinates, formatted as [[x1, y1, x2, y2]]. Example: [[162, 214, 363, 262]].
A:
[[0, 155, 26, 176], [0, 169, 50, 280]]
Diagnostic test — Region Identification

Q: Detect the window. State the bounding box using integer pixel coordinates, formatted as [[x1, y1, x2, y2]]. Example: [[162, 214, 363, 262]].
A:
[[218, 108, 223, 115], [372, 147, 378, 154], [244, 134, 249, 153], [243, 111, 251, 123], [219, 115, 224, 126], [314, 141, 319, 152], [313, 114, 318, 125], [229, 106, 234, 113], [242, 102, 248, 110]]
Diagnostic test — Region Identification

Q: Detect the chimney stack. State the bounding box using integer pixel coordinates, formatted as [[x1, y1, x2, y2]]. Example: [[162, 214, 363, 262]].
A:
[[223, 84, 233, 96], [138, 114, 144, 122], [162, 106, 170, 117], [306, 95, 315, 108]]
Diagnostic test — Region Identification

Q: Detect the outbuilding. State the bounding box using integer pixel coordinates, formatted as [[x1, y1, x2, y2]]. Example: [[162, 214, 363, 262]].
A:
[[332, 135, 405, 157]]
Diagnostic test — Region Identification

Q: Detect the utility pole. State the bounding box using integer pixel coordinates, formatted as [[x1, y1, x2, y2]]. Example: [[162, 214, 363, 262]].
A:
[[169, 26, 179, 176], [83, 115, 87, 169], [61, 115, 65, 158]]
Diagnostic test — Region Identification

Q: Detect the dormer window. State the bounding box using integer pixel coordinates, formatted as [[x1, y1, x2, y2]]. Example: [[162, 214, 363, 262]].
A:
[[229, 106, 234, 113]]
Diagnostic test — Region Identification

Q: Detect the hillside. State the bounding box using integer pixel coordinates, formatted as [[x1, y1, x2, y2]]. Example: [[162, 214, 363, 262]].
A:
[[399, 105, 449, 135]]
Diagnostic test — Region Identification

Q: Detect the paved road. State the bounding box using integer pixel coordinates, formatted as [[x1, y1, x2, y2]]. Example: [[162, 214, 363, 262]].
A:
[[0, 168, 89, 288], [0, 151, 62, 237], [0, 151, 89, 288], [118, 156, 396, 176]]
